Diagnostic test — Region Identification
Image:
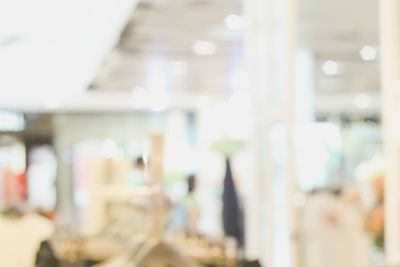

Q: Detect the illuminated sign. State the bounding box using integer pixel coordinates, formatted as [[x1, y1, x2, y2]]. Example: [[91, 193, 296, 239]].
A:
[[0, 110, 25, 132]]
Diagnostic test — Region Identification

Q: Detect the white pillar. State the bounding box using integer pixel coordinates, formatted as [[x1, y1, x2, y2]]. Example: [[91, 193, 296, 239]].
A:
[[243, 0, 274, 264], [281, 0, 299, 266], [244, 0, 298, 266], [380, 0, 400, 264]]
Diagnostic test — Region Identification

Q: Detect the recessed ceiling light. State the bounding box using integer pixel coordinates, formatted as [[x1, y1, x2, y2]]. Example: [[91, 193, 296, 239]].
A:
[[322, 60, 339, 75], [225, 14, 247, 30], [192, 40, 216, 56], [354, 94, 372, 109], [360, 46, 377, 61]]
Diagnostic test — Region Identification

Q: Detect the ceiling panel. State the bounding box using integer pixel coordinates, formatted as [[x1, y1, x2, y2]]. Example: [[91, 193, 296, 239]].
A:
[[90, 0, 381, 114]]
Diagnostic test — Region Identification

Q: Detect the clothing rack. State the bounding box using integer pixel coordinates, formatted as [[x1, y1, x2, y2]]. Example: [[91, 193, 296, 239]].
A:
[[96, 134, 194, 267]]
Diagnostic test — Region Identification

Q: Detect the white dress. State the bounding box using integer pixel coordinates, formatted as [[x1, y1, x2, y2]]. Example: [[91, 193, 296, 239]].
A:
[[0, 213, 54, 267], [303, 192, 371, 267]]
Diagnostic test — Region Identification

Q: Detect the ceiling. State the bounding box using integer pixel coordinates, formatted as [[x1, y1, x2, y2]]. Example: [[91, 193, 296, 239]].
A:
[[89, 0, 381, 114], [90, 0, 243, 101], [0, 0, 139, 110], [0, 0, 381, 114], [300, 0, 380, 97]]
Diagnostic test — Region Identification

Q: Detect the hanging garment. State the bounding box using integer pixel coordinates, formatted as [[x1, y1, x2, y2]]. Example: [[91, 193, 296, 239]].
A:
[[302, 192, 371, 267], [222, 157, 244, 247], [36, 240, 59, 267]]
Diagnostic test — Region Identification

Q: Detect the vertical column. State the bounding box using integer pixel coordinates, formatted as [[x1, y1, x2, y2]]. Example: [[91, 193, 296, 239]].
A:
[[380, 0, 400, 265], [282, 0, 299, 266], [149, 134, 164, 185], [149, 134, 165, 239], [244, 0, 299, 266], [53, 115, 76, 227], [243, 0, 273, 264]]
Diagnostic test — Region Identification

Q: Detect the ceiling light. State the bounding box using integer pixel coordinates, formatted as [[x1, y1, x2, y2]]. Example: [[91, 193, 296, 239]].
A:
[[192, 40, 216, 56], [354, 94, 372, 109], [360, 46, 377, 61], [225, 15, 248, 30], [322, 60, 339, 75]]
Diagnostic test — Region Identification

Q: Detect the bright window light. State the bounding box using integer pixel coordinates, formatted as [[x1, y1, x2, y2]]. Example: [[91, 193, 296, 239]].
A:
[[0, 0, 138, 108]]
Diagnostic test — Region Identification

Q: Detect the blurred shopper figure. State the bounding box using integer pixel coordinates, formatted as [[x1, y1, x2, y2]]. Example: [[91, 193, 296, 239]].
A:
[[222, 158, 244, 248], [129, 156, 147, 188], [168, 174, 200, 234], [303, 188, 370, 267], [185, 174, 200, 233]]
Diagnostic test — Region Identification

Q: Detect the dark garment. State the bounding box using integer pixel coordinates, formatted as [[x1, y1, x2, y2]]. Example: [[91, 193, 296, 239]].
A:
[[222, 157, 244, 247], [240, 260, 263, 267], [36, 240, 99, 267], [36, 240, 59, 267]]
